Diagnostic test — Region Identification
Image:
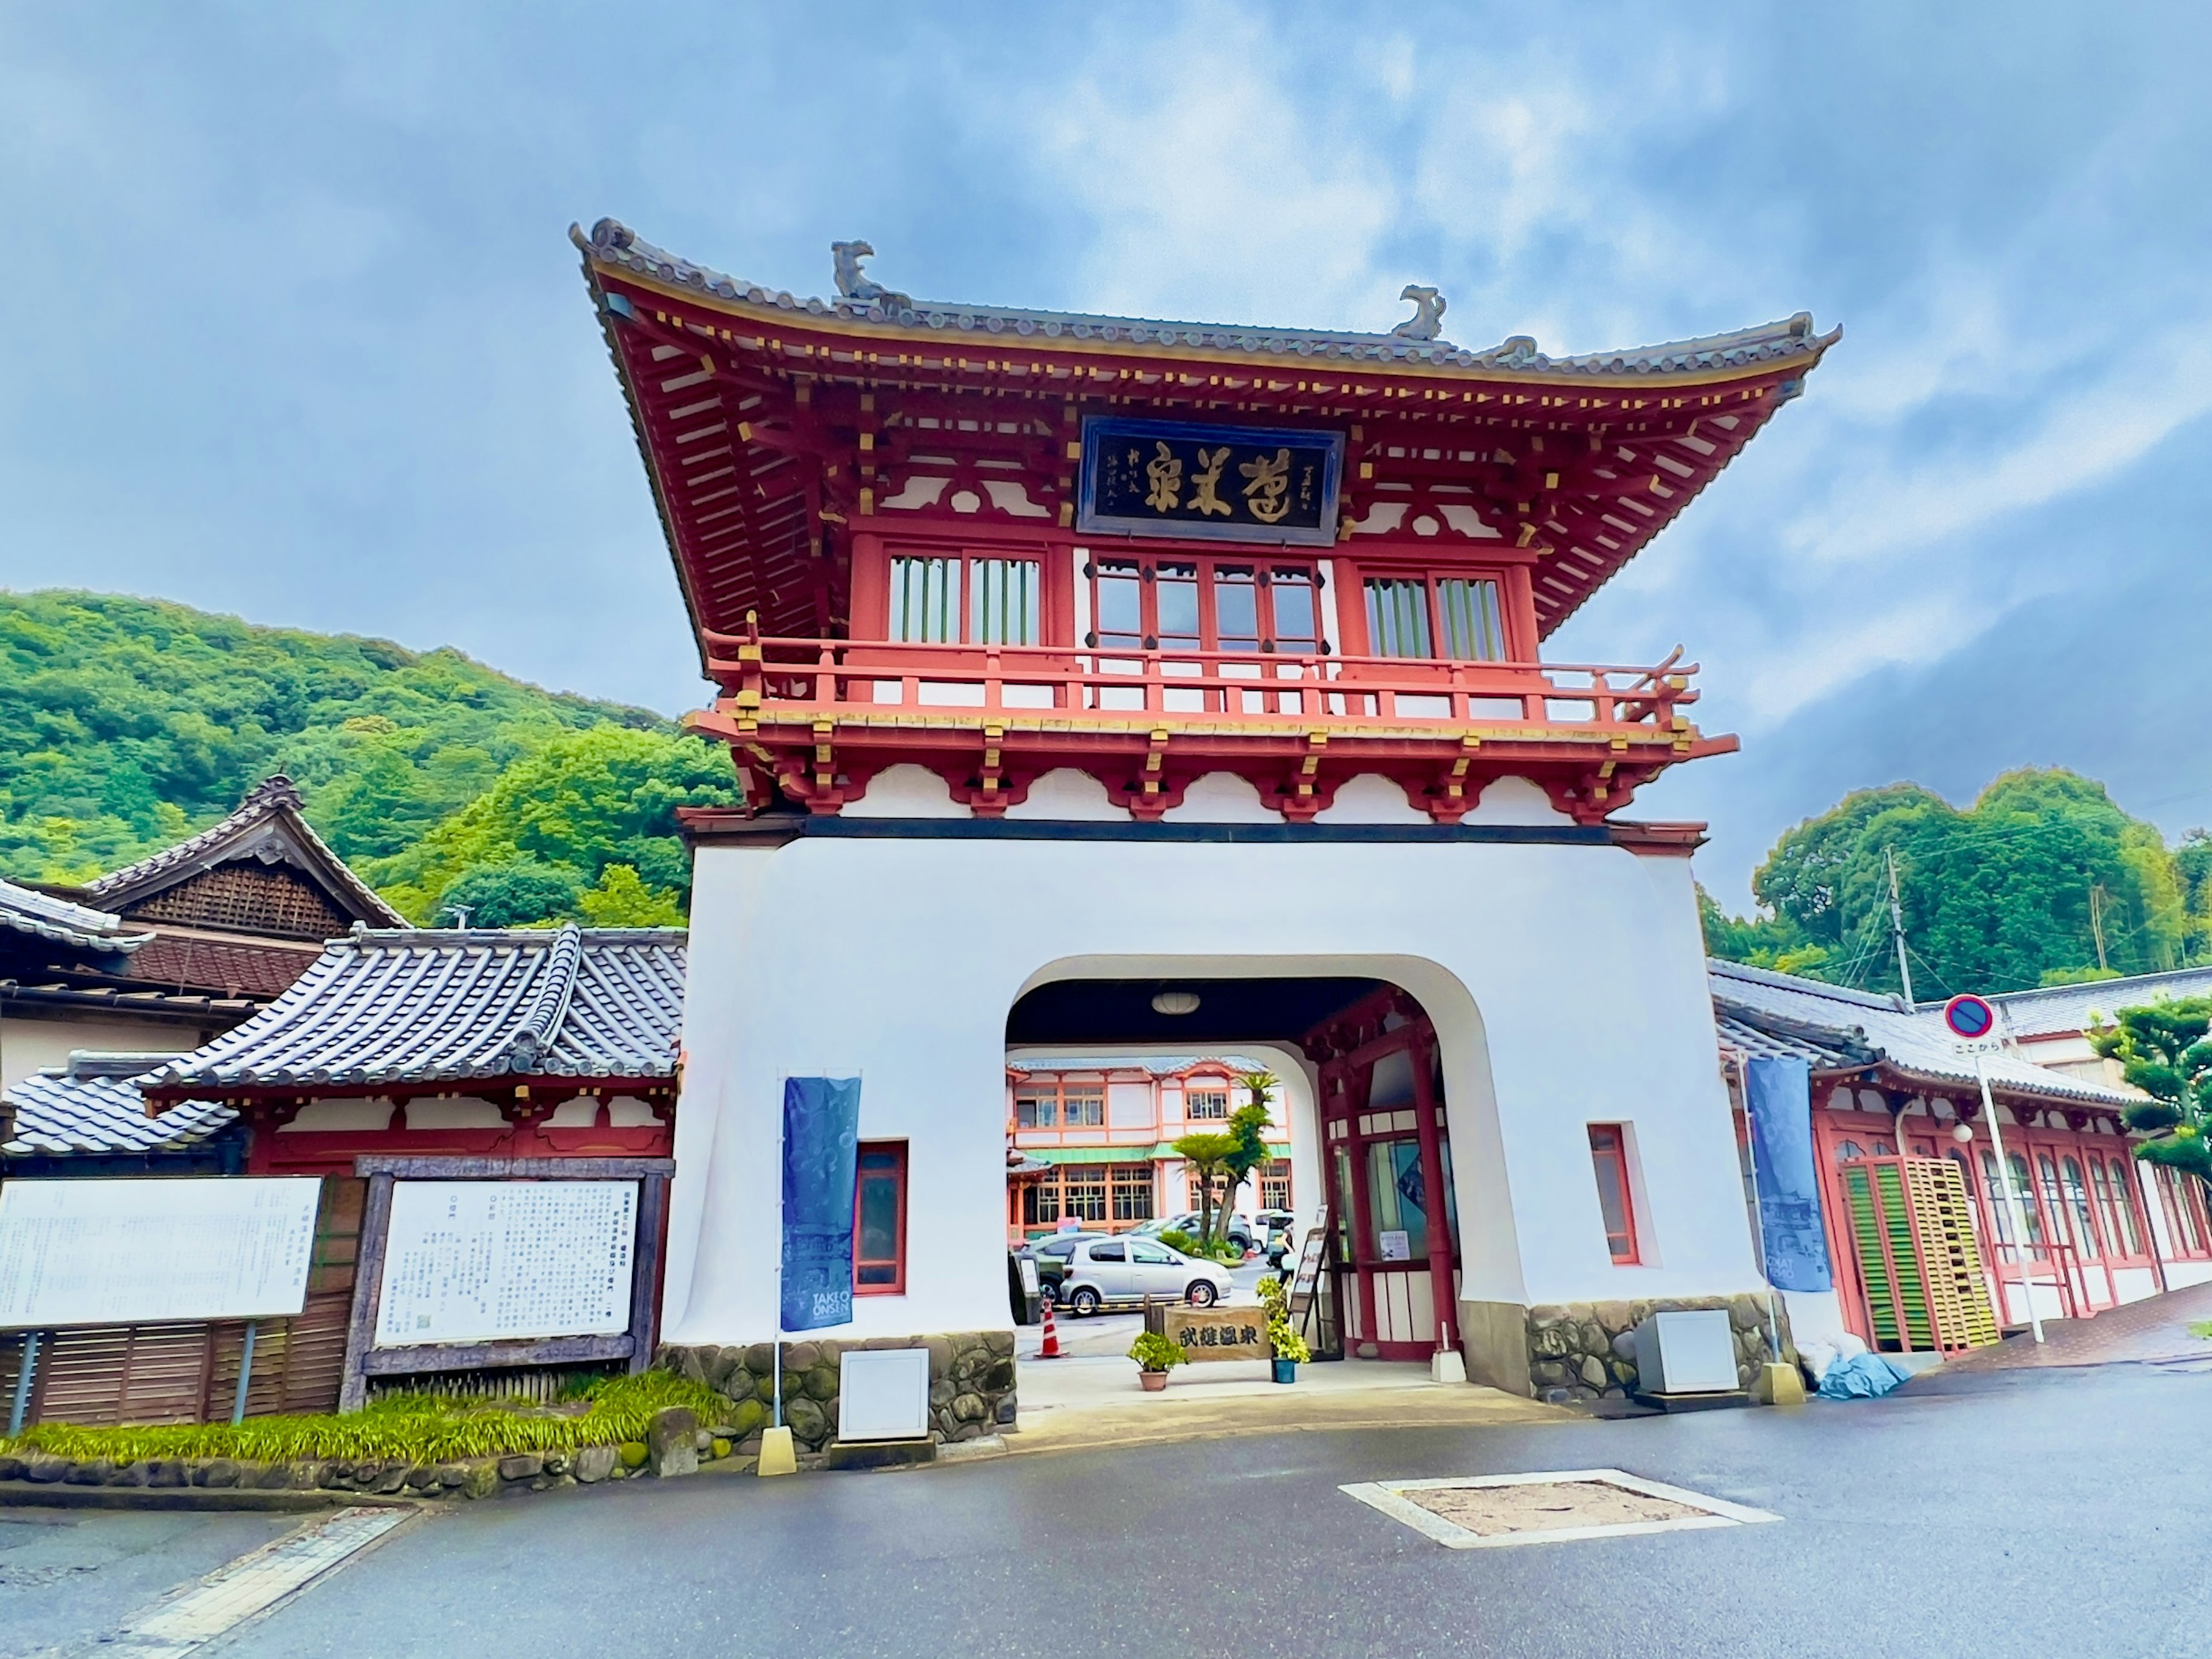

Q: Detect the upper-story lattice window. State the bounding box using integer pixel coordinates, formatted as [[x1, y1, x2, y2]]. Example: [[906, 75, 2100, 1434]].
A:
[[1363, 575, 1506, 662], [891, 554, 1039, 645], [1089, 556, 1320, 654]]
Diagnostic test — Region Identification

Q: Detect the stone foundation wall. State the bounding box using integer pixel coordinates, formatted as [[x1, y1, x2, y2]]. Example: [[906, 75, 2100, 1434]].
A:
[[657, 1330, 1016, 1456], [1526, 1294, 1793, 1404]]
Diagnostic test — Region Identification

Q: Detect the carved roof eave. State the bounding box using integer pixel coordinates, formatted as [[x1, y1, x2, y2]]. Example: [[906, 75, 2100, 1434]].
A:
[[85, 776, 408, 929], [574, 219, 1841, 391]]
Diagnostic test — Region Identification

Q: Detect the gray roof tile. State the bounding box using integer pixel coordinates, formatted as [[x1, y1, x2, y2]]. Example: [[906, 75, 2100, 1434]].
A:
[[3, 1052, 235, 1156], [1710, 959, 2133, 1106], [0, 878, 151, 955], [142, 925, 687, 1094], [577, 219, 1839, 381], [1985, 967, 2212, 1039]]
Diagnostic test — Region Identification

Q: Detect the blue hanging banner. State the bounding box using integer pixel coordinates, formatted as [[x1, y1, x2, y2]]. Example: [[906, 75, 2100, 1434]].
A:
[[780, 1076, 861, 1332], [1744, 1056, 1834, 1293]]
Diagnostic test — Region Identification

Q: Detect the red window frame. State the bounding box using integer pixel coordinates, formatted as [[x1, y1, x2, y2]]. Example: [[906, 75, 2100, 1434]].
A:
[[1587, 1124, 1641, 1264], [854, 1141, 908, 1296], [1086, 553, 1324, 654]]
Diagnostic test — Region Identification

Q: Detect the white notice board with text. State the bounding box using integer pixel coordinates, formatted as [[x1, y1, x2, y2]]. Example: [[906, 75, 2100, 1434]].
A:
[[0, 1177, 320, 1329], [373, 1180, 638, 1347]]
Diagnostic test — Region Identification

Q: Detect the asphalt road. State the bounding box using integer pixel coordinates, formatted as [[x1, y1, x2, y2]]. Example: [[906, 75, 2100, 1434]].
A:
[[10, 1358, 2207, 1658]]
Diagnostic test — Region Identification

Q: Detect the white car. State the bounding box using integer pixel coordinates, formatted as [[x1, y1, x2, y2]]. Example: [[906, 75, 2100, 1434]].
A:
[[1058, 1237, 1234, 1315]]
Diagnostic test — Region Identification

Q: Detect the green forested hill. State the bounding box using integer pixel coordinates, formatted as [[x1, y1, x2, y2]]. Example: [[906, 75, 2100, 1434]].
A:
[[0, 591, 738, 923], [1703, 768, 2212, 995]]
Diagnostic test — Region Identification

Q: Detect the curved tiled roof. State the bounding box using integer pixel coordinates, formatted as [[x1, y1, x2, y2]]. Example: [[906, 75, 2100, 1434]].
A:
[[0, 879, 150, 955], [578, 219, 1839, 382], [1710, 959, 2133, 1108], [85, 775, 407, 930], [141, 925, 686, 1096], [3, 1052, 234, 1157]]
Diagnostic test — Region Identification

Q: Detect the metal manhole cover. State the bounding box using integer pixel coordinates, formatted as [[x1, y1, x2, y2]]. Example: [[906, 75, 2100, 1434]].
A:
[[1340, 1468, 1780, 1549]]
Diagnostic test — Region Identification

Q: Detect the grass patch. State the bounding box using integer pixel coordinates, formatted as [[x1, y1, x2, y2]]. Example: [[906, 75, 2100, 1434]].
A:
[[2188, 1320, 2212, 1341], [1, 1370, 729, 1467]]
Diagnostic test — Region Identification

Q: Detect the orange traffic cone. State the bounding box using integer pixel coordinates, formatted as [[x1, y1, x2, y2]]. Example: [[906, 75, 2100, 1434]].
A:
[[1037, 1294, 1062, 1359]]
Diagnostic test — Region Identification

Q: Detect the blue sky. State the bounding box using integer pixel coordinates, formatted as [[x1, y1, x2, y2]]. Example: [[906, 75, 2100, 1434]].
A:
[[5, 3, 2208, 901]]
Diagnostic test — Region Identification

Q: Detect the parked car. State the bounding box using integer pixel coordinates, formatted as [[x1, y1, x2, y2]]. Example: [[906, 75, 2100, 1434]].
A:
[[1136, 1211, 1258, 1253], [1058, 1237, 1235, 1315], [1019, 1231, 1107, 1301]]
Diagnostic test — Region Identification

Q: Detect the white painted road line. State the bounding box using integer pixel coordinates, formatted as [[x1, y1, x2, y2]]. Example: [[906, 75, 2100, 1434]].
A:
[[97, 1505, 412, 1656]]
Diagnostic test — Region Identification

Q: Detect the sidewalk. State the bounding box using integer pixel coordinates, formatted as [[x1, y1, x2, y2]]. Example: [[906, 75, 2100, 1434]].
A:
[[1007, 1353, 1570, 1456], [1937, 1278, 2212, 1372]]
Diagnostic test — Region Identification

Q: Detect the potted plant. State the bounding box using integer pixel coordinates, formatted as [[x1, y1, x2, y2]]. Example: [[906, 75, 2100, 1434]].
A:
[[1258, 1278, 1310, 1384], [1127, 1330, 1187, 1392]]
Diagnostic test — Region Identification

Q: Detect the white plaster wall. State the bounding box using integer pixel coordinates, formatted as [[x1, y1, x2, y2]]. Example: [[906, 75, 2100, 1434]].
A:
[[1005, 770, 1128, 821], [845, 764, 969, 818], [667, 834, 1759, 1345], [1315, 774, 1426, 824], [0, 1013, 199, 1092]]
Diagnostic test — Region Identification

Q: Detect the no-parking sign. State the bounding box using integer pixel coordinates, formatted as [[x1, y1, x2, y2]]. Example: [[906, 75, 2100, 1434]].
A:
[[1943, 994, 1997, 1041]]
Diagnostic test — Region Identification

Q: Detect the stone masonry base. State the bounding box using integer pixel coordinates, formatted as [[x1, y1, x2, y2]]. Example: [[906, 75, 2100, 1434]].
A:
[[1525, 1295, 1796, 1404], [657, 1330, 1017, 1456]]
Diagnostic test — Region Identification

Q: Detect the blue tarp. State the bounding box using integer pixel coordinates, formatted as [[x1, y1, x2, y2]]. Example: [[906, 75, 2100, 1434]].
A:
[[1745, 1055, 1834, 1293], [779, 1075, 861, 1332], [1816, 1353, 1915, 1399]]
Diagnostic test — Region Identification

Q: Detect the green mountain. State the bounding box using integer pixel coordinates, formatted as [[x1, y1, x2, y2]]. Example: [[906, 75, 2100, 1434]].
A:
[[0, 590, 740, 923]]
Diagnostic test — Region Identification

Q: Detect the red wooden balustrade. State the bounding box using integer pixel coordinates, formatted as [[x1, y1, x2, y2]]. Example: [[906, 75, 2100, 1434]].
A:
[[705, 631, 1702, 738]]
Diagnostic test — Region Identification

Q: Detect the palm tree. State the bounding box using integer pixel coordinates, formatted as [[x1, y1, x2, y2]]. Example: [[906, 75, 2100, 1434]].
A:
[[1212, 1071, 1280, 1246], [1172, 1132, 1235, 1250]]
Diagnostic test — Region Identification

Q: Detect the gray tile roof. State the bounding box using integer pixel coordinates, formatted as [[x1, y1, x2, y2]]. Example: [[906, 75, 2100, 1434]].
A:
[[1710, 959, 2133, 1107], [141, 925, 687, 1095], [0, 878, 151, 955], [578, 219, 1839, 381], [3, 1052, 235, 1157], [85, 775, 407, 929], [1984, 967, 2212, 1039]]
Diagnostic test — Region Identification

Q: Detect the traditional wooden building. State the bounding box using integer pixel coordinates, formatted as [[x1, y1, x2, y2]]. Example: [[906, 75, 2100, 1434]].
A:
[[1712, 960, 2210, 1346], [0, 776, 405, 1093], [0, 926, 684, 1427], [580, 218, 1835, 1392]]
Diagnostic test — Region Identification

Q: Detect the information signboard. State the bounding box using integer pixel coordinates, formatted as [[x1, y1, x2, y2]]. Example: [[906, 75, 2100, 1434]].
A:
[[1287, 1230, 1327, 1316], [373, 1180, 638, 1348], [0, 1177, 319, 1330], [1162, 1305, 1270, 1362]]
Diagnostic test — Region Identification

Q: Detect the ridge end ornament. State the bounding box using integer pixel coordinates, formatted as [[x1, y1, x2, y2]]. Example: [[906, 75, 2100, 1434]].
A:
[[1391, 284, 1448, 342], [831, 240, 911, 311]]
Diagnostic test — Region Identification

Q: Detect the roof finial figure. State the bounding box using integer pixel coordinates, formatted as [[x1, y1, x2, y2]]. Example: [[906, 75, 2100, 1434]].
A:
[[1391, 285, 1447, 342], [832, 240, 910, 311]]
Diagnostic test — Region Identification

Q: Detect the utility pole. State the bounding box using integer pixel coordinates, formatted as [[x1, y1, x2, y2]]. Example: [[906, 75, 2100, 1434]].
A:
[[2089, 884, 2110, 973], [1886, 846, 1915, 1007]]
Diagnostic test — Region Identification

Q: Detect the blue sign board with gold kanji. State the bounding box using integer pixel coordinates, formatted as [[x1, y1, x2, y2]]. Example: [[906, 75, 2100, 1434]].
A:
[[1077, 416, 1344, 547]]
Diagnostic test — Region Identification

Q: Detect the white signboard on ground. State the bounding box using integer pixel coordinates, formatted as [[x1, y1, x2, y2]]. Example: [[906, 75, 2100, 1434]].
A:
[[374, 1180, 637, 1348], [0, 1177, 320, 1329]]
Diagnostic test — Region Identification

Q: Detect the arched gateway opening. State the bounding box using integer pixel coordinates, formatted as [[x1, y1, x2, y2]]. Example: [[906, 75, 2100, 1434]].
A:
[[1007, 965, 1500, 1363]]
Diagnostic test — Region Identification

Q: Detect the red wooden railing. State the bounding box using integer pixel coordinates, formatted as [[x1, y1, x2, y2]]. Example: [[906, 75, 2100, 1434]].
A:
[[705, 631, 1702, 737]]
